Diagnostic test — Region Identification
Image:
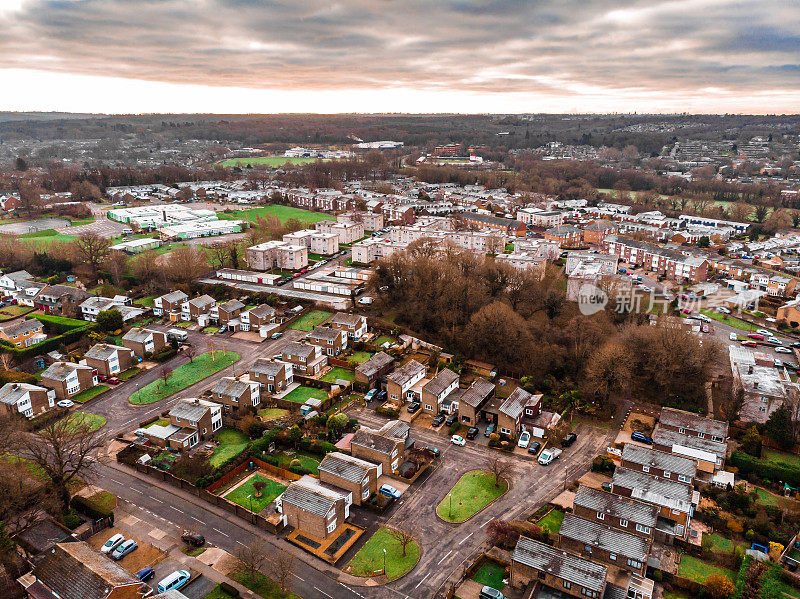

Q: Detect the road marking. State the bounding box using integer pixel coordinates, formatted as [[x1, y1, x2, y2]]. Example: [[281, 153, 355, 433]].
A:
[[437, 550, 452, 565], [130, 488, 143, 494], [150, 497, 163, 504], [169, 506, 183, 514], [414, 573, 430, 589], [293, 574, 305, 582], [213, 527, 229, 537], [236, 540, 245, 547], [458, 532, 473, 545], [314, 587, 333, 598], [481, 518, 492, 527], [191, 516, 203, 523]]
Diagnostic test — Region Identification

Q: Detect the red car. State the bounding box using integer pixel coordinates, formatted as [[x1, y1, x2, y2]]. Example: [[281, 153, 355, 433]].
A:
[[106, 377, 121, 385], [292, 273, 301, 278], [98, 374, 108, 382], [747, 333, 764, 341], [741, 340, 758, 347], [300, 268, 308, 273]]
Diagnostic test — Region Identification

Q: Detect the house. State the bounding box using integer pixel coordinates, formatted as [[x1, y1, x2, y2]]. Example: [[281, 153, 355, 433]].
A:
[[658, 407, 728, 442], [240, 304, 276, 332], [558, 514, 650, 576], [328, 313, 368, 340], [210, 376, 261, 412], [276, 475, 350, 540], [545, 225, 583, 247], [573, 485, 658, 540], [385, 359, 426, 403], [777, 296, 800, 325], [497, 387, 540, 438], [315, 220, 365, 244], [583, 221, 618, 244], [0, 318, 46, 348], [280, 342, 327, 376], [462, 213, 526, 237], [14, 281, 48, 307], [354, 351, 394, 387], [318, 452, 379, 505], [40, 361, 98, 400], [153, 290, 188, 319], [604, 236, 708, 282], [245, 241, 309, 271], [420, 369, 459, 415], [457, 378, 495, 426], [79, 296, 127, 322], [0, 382, 55, 418], [350, 420, 412, 474], [306, 326, 348, 356], [213, 299, 245, 327], [168, 398, 222, 448], [17, 541, 145, 599], [0, 270, 33, 293], [611, 467, 694, 541], [121, 327, 167, 358], [83, 343, 134, 377], [181, 295, 216, 323], [249, 359, 293, 394], [620, 444, 697, 484], [34, 285, 91, 317], [651, 425, 726, 474], [510, 536, 607, 599]]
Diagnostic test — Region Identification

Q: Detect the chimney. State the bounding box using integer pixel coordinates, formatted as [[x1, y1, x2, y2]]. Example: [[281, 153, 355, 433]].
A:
[[753, 381, 759, 389]]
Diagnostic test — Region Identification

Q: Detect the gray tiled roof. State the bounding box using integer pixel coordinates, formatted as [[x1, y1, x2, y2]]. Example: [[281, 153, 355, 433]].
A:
[[460, 378, 495, 408], [282, 341, 316, 360], [574, 486, 658, 528], [85, 343, 128, 361], [188, 294, 215, 309], [0, 382, 45, 405], [0, 318, 43, 337], [352, 428, 398, 456], [659, 407, 729, 438], [612, 467, 693, 513], [249, 358, 285, 378], [355, 351, 394, 377], [248, 304, 276, 319], [169, 399, 210, 422], [161, 290, 188, 304], [212, 377, 251, 398], [219, 299, 245, 313], [386, 359, 426, 386], [499, 387, 533, 419], [308, 326, 342, 341], [330, 312, 363, 327], [653, 426, 726, 459], [122, 327, 150, 343], [281, 484, 337, 517], [41, 361, 91, 381], [622, 445, 697, 479], [378, 420, 410, 439], [318, 452, 375, 484], [512, 536, 607, 593], [423, 369, 458, 398], [559, 514, 650, 562], [4, 270, 33, 283]]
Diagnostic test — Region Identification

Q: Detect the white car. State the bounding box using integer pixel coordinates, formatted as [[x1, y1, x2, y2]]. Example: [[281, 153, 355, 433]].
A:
[[757, 329, 771, 336], [768, 336, 782, 345], [451, 435, 466, 446], [57, 399, 75, 408], [640, 285, 652, 293], [538, 448, 563, 466], [776, 346, 793, 354], [697, 314, 711, 323], [100, 533, 125, 554], [729, 332, 738, 341], [517, 431, 531, 448], [717, 307, 731, 314]]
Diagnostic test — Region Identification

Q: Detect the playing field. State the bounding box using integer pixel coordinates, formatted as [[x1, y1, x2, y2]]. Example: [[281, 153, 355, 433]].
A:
[[217, 205, 330, 225], [216, 156, 328, 167]]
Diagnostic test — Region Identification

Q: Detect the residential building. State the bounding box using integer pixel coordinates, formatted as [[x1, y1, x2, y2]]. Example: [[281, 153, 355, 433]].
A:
[[420, 369, 459, 415], [79, 296, 130, 322], [13, 281, 48, 307], [276, 475, 350, 540], [34, 285, 90, 317], [572, 486, 658, 540], [620, 444, 697, 484], [604, 236, 709, 282], [777, 296, 800, 324], [385, 359, 427, 403], [558, 514, 650, 576], [510, 536, 607, 599], [354, 351, 394, 386], [249, 359, 294, 394], [315, 220, 365, 244], [280, 342, 327, 376], [457, 378, 495, 426], [318, 452, 379, 505], [211, 376, 261, 412], [245, 240, 309, 271], [338, 211, 384, 231], [239, 304, 277, 332], [212, 299, 246, 327], [328, 313, 368, 340], [0, 318, 45, 348], [658, 407, 728, 442], [651, 425, 726, 473], [181, 294, 216, 322], [168, 398, 222, 447], [462, 213, 526, 237], [153, 290, 188, 318], [40, 361, 98, 400], [497, 387, 541, 438], [351, 420, 412, 474], [121, 327, 167, 358], [0, 382, 55, 418], [0, 270, 33, 293], [83, 343, 135, 377], [729, 344, 794, 424], [516, 208, 565, 228], [583, 221, 618, 244], [306, 325, 348, 356]]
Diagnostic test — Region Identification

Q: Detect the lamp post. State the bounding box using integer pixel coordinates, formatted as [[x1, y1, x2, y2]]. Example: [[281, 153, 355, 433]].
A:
[[448, 492, 452, 519], [383, 548, 387, 575], [564, 465, 569, 491], [246, 493, 254, 513]]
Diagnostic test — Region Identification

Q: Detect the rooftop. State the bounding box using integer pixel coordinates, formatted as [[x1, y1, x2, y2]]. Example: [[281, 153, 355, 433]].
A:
[[559, 514, 650, 562], [621, 445, 698, 479], [512, 536, 607, 593], [355, 351, 394, 377], [612, 467, 693, 513], [573, 485, 658, 528], [386, 359, 426, 387], [422, 368, 459, 398], [318, 452, 376, 484], [659, 407, 728, 439], [460, 378, 495, 408]]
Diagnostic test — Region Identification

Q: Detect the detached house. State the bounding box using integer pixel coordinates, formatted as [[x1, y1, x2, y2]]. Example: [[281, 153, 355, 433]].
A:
[[354, 351, 394, 387], [14, 281, 48, 307], [280, 341, 327, 376], [153, 290, 188, 319], [0, 270, 33, 293], [497, 387, 541, 438], [79, 295, 131, 322], [0, 318, 46, 348], [240, 304, 276, 333], [213, 299, 245, 327], [276, 475, 350, 540], [181, 294, 216, 323], [35, 285, 90, 316], [558, 513, 650, 576], [40, 361, 98, 400], [457, 378, 495, 426], [0, 382, 55, 418], [249, 358, 293, 394], [211, 376, 261, 412], [420, 369, 459, 415], [351, 420, 412, 474], [306, 326, 348, 356], [168, 398, 222, 448], [385, 359, 426, 403], [328, 313, 368, 340], [318, 452, 379, 505], [83, 343, 135, 377], [122, 326, 167, 358]]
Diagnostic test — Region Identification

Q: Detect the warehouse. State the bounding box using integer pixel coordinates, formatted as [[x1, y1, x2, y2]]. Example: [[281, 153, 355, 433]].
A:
[[159, 219, 245, 239], [109, 237, 161, 253]]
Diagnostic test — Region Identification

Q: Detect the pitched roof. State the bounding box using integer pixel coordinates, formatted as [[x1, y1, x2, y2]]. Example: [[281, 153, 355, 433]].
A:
[[218, 299, 245, 313], [161, 290, 188, 303], [652, 426, 727, 460], [499, 387, 535, 419], [0, 382, 46, 405], [512, 536, 607, 593], [188, 294, 215, 309], [41, 361, 91, 381], [248, 304, 276, 319], [386, 359, 426, 386], [460, 378, 495, 408], [85, 343, 128, 361], [573, 486, 658, 528], [308, 326, 342, 342], [351, 428, 399, 456], [621, 444, 697, 479], [355, 351, 394, 377], [248, 358, 286, 378], [318, 452, 376, 484], [612, 467, 693, 513], [659, 407, 729, 438], [169, 398, 215, 422], [423, 369, 459, 398], [559, 514, 650, 562], [330, 312, 363, 327], [0, 318, 43, 337], [211, 377, 251, 398], [122, 327, 162, 343], [281, 482, 338, 516], [282, 341, 317, 360], [3, 270, 33, 283]]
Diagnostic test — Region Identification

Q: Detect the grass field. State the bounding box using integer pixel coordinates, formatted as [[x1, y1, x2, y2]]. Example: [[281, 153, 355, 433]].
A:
[[282, 385, 327, 404], [204, 571, 300, 599], [71, 385, 110, 403], [349, 351, 373, 364], [436, 470, 508, 523], [289, 309, 331, 331], [209, 429, 250, 467], [257, 408, 289, 420], [375, 335, 395, 347], [536, 509, 565, 534], [118, 367, 141, 381], [223, 475, 286, 513], [471, 561, 506, 591], [763, 449, 800, 469], [217, 156, 326, 168], [134, 295, 156, 308], [19, 229, 77, 247], [268, 450, 321, 475], [128, 351, 239, 404], [699, 309, 758, 331], [321, 367, 355, 383], [61, 411, 106, 432], [0, 305, 33, 320], [347, 527, 420, 581], [703, 532, 743, 553], [677, 555, 735, 584], [217, 204, 330, 225]]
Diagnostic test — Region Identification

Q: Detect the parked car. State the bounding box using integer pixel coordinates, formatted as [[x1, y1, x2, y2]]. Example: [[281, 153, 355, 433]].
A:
[[375, 390, 387, 403], [100, 533, 125, 555], [729, 332, 738, 341], [776, 346, 793, 354], [445, 413, 457, 426], [407, 402, 420, 414], [424, 445, 440, 457], [270, 332, 282, 340], [768, 336, 782, 345], [631, 431, 653, 444], [98, 374, 108, 382], [432, 413, 446, 427], [517, 431, 531, 448], [57, 399, 74, 408], [484, 423, 495, 437], [479, 587, 506, 599], [364, 389, 377, 402], [136, 567, 155, 582], [380, 484, 401, 499], [181, 531, 205, 546], [601, 482, 613, 492], [741, 340, 758, 347], [111, 539, 138, 561], [791, 341, 800, 348], [292, 273, 301, 278], [300, 268, 308, 274], [528, 441, 541, 455], [697, 314, 711, 323], [157, 570, 191, 593], [774, 359, 784, 368], [538, 448, 562, 466], [561, 433, 578, 447], [747, 333, 764, 341], [451, 435, 466, 446], [717, 307, 731, 314], [466, 427, 479, 439], [757, 329, 771, 336], [701, 324, 710, 333], [340, 250, 347, 256], [106, 377, 120, 385]]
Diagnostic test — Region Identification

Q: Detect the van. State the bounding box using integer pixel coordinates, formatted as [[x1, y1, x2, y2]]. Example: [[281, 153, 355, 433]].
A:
[[121, 227, 133, 235], [157, 570, 191, 593], [167, 329, 189, 343], [357, 296, 373, 306]]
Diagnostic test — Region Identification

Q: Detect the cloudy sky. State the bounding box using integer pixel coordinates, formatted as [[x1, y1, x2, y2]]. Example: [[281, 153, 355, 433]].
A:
[[0, 0, 798, 114]]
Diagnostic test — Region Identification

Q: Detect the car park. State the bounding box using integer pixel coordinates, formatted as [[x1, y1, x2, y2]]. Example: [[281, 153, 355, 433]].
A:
[[729, 332, 738, 341], [561, 433, 578, 447], [631, 431, 653, 444], [57, 399, 74, 408], [528, 441, 541, 455], [111, 539, 138, 560], [517, 431, 531, 448], [484, 423, 495, 437], [538, 448, 562, 465], [445, 413, 457, 426], [100, 533, 125, 554], [157, 570, 191, 593], [181, 531, 205, 546], [407, 402, 420, 414], [466, 427, 479, 439], [451, 435, 466, 446], [380, 484, 401, 499], [432, 413, 446, 427], [136, 567, 155, 582]]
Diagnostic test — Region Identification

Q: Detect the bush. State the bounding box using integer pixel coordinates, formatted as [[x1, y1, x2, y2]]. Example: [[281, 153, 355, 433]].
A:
[[219, 582, 240, 597], [72, 492, 116, 519], [376, 405, 399, 418], [0, 370, 38, 385], [152, 346, 178, 363], [63, 510, 82, 529], [706, 573, 735, 599], [591, 455, 616, 473], [731, 451, 800, 487], [448, 422, 460, 436]]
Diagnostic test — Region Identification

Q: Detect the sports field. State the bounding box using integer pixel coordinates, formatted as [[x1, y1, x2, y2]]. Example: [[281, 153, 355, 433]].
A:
[[217, 205, 330, 225], [216, 156, 328, 167]]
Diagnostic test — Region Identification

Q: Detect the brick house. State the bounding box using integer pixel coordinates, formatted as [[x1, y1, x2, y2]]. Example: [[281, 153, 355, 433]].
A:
[[181, 295, 216, 322], [354, 351, 394, 387], [83, 343, 135, 377], [249, 358, 294, 394], [153, 290, 188, 319], [211, 376, 261, 412], [40, 361, 98, 400], [558, 514, 650, 576], [620, 445, 697, 485], [385, 360, 426, 403], [121, 327, 167, 358], [277, 475, 350, 540], [318, 452, 379, 505], [652, 426, 726, 475], [420, 369, 459, 415], [583, 221, 618, 244], [168, 398, 223, 447], [545, 225, 583, 247], [34, 285, 90, 317], [510, 536, 607, 599], [240, 304, 277, 332], [457, 378, 495, 426], [328, 313, 368, 340], [351, 420, 412, 474], [213, 299, 245, 327], [306, 326, 348, 356], [497, 387, 541, 438], [280, 342, 327, 376], [658, 407, 728, 442], [0, 318, 46, 348], [0, 382, 55, 418], [572, 485, 658, 540]]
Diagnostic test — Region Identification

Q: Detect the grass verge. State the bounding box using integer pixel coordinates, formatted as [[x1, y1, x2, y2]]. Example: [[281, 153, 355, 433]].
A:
[[436, 470, 508, 523], [128, 351, 239, 404], [347, 527, 420, 581]]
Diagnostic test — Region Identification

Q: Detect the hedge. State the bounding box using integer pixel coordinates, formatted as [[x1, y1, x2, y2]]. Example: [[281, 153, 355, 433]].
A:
[[0, 321, 97, 359], [152, 346, 178, 363], [730, 451, 800, 487], [732, 555, 753, 599], [72, 491, 116, 519], [0, 370, 37, 385], [33, 313, 89, 332]]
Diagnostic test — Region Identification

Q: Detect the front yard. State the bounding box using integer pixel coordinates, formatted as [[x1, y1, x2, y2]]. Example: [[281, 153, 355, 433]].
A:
[[282, 385, 327, 404], [60, 411, 106, 432], [222, 475, 287, 513], [128, 351, 239, 404], [436, 470, 508, 523], [347, 527, 420, 581], [209, 429, 250, 467], [72, 384, 109, 403], [536, 509, 565, 534], [289, 310, 331, 331], [321, 367, 355, 383], [471, 560, 507, 591], [677, 555, 735, 584]]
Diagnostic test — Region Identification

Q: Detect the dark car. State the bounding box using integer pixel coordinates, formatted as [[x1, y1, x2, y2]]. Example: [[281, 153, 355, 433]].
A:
[[466, 427, 479, 439], [528, 441, 542, 455], [561, 432, 578, 447], [432, 413, 446, 427], [601, 482, 613, 492], [424, 445, 440, 457], [181, 531, 205, 547], [375, 390, 387, 403], [445, 413, 457, 426], [631, 431, 653, 444], [137, 567, 155, 582], [407, 402, 420, 414]]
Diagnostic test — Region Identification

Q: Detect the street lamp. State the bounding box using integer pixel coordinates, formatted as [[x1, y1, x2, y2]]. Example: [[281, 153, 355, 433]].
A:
[[246, 493, 254, 512], [448, 492, 452, 518], [563, 465, 569, 491], [382, 548, 387, 575]]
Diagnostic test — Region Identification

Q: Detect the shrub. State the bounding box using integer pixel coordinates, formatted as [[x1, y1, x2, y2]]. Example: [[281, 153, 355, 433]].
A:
[[71, 492, 116, 519], [727, 518, 744, 534], [706, 573, 735, 599], [63, 510, 82, 529], [152, 346, 178, 363], [219, 582, 240, 597], [448, 422, 460, 436], [591, 455, 616, 473], [730, 451, 800, 487], [376, 405, 399, 418]]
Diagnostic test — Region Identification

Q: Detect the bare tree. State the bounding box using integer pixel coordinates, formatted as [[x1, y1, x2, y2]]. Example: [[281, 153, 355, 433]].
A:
[[387, 527, 416, 557], [160, 364, 172, 385], [269, 551, 295, 594], [73, 232, 111, 277], [486, 456, 512, 488], [235, 540, 270, 586], [0, 351, 14, 371], [184, 344, 197, 364]]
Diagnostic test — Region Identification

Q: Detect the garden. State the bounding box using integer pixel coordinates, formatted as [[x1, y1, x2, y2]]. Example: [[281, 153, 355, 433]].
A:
[[436, 470, 508, 523], [221, 474, 287, 513], [128, 351, 239, 404], [536, 508, 565, 534], [346, 527, 420, 581], [470, 560, 507, 593], [281, 385, 327, 404], [257, 408, 289, 421], [348, 350, 373, 364], [209, 429, 250, 468], [289, 310, 331, 331], [321, 367, 355, 383], [71, 384, 110, 403]]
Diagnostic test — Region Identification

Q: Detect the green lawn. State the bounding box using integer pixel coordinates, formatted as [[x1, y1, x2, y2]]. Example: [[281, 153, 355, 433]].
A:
[[204, 571, 300, 599], [71, 385, 109, 403], [289, 310, 332, 331], [210, 429, 250, 467], [699, 309, 758, 331], [677, 555, 735, 584], [347, 527, 420, 581], [61, 411, 106, 432], [281, 386, 327, 404], [257, 408, 289, 420], [134, 295, 156, 308], [268, 451, 321, 475], [349, 351, 373, 364], [537, 509, 565, 534], [763, 449, 800, 469], [128, 351, 239, 404], [223, 475, 286, 513], [32, 313, 88, 328], [217, 155, 327, 168], [471, 561, 506, 590], [217, 204, 331, 225], [321, 367, 355, 383], [20, 229, 77, 247], [68, 217, 95, 226], [0, 305, 33, 320], [118, 367, 141, 381], [375, 335, 395, 347], [437, 470, 509, 523], [145, 419, 170, 428]]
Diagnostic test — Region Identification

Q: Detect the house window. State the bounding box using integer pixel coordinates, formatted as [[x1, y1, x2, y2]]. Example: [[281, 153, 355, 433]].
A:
[[609, 553, 617, 561], [636, 524, 651, 534], [597, 512, 604, 520], [627, 559, 641, 569], [425, 405, 433, 411], [500, 427, 511, 435], [663, 471, 671, 479], [699, 432, 705, 438], [362, 488, 370, 500], [642, 466, 649, 473], [712, 435, 723, 443], [326, 520, 337, 534], [619, 519, 628, 528], [391, 394, 398, 400], [678, 475, 690, 483], [563, 581, 571, 589], [679, 427, 685, 434]]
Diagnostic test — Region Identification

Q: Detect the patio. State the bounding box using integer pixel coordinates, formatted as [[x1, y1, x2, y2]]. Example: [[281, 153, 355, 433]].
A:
[[286, 523, 363, 564]]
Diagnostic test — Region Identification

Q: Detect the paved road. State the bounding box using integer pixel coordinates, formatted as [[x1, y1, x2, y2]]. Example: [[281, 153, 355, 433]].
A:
[[0, 217, 69, 234]]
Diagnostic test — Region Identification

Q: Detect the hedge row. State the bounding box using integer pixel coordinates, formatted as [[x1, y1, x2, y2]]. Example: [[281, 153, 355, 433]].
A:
[[730, 451, 800, 487], [0, 322, 97, 358]]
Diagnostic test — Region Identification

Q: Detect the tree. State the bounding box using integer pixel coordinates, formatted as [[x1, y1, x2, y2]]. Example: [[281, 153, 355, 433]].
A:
[[287, 425, 303, 448], [184, 344, 197, 363], [234, 540, 270, 586], [269, 551, 294, 595], [718, 386, 745, 424], [14, 157, 27, 171], [387, 527, 416, 557], [160, 365, 172, 385], [486, 456, 512, 488], [326, 413, 348, 438], [163, 246, 209, 285], [754, 205, 769, 223], [252, 480, 267, 498], [698, 236, 710, 248], [705, 573, 735, 599], [73, 233, 110, 276], [486, 519, 520, 549], [96, 308, 123, 332], [765, 403, 795, 449]]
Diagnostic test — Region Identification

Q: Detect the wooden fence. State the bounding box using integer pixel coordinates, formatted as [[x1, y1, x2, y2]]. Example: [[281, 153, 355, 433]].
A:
[[206, 455, 301, 494]]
